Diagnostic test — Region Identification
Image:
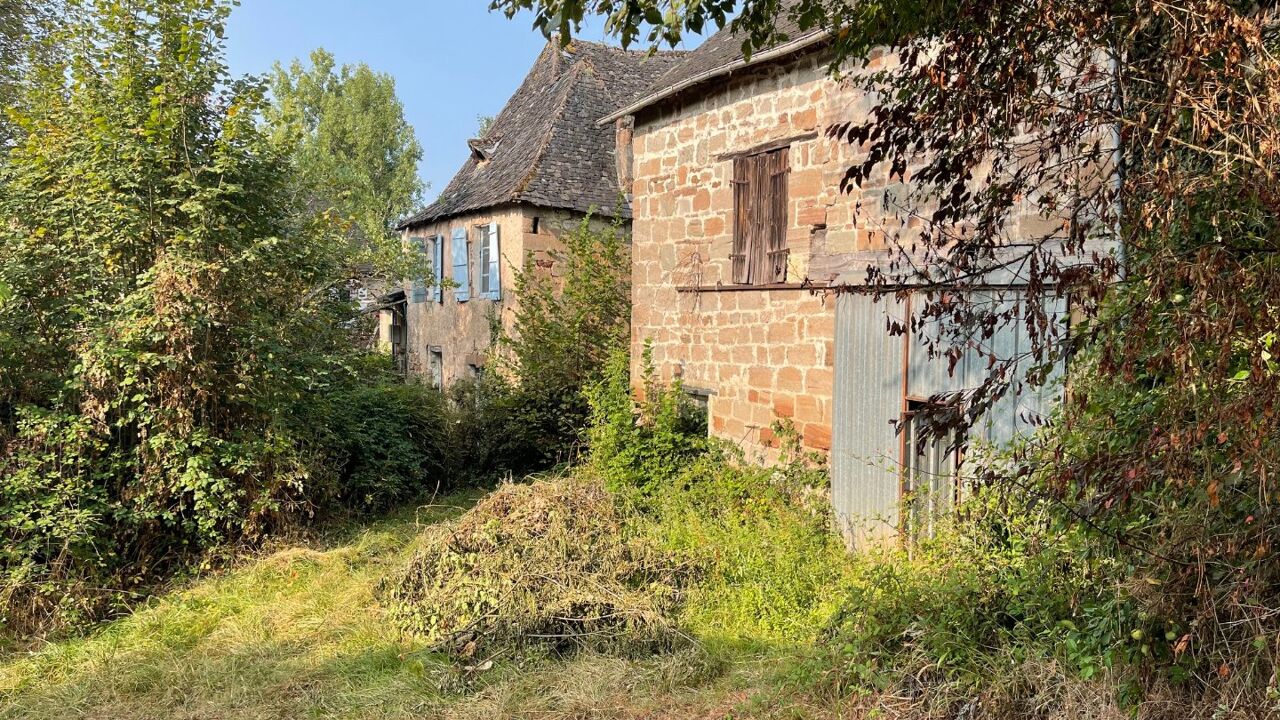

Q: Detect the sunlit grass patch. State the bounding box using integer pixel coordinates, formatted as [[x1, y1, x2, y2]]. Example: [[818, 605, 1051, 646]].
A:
[[0, 494, 483, 720]]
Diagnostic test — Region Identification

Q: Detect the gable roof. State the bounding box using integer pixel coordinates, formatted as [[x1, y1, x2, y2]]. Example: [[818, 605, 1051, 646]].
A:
[[400, 40, 685, 229], [600, 13, 827, 125]]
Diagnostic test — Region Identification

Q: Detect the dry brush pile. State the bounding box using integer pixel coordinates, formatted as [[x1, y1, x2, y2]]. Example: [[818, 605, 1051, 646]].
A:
[[381, 476, 692, 661]]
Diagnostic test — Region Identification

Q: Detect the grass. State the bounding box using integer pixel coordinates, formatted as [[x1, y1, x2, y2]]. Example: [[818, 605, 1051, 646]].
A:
[[0, 487, 850, 720]]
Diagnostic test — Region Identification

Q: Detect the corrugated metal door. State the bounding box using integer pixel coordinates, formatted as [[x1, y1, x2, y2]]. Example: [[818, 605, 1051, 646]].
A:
[[832, 290, 1065, 549]]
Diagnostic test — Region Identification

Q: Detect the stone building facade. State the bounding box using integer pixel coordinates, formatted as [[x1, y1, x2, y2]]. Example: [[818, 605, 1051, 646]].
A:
[[388, 40, 684, 388], [610, 19, 1096, 541], [609, 26, 873, 456]]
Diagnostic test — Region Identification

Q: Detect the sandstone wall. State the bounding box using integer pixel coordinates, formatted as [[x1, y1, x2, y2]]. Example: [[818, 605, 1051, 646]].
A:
[[629, 49, 891, 456]]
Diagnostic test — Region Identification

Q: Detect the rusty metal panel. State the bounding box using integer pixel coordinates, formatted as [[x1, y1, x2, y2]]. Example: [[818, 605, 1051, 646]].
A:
[[832, 293, 907, 548]]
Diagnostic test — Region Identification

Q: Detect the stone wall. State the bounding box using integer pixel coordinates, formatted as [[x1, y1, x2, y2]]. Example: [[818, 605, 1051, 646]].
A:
[[629, 49, 888, 457], [398, 206, 599, 387]]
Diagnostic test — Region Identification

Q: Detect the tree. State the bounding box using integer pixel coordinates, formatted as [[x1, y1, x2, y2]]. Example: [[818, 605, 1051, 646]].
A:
[[0, 0, 61, 148], [0, 0, 359, 632], [265, 49, 423, 256]]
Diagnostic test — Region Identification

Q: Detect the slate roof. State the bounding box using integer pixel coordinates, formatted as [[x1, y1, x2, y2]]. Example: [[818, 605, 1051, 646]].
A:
[[400, 40, 686, 228], [600, 12, 827, 124]]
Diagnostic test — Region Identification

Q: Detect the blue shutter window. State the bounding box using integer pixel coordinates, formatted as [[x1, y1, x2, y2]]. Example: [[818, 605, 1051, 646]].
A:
[[410, 236, 427, 303], [480, 222, 502, 300], [452, 228, 470, 302], [432, 235, 444, 303]]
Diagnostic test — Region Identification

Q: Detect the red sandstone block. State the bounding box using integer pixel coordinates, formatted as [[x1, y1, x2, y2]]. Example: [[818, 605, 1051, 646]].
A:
[[767, 321, 797, 344], [776, 366, 804, 394], [758, 426, 778, 448], [791, 107, 819, 131], [774, 394, 796, 419], [797, 206, 828, 227], [748, 365, 773, 388], [796, 394, 821, 420], [804, 423, 833, 451], [806, 367, 834, 395]]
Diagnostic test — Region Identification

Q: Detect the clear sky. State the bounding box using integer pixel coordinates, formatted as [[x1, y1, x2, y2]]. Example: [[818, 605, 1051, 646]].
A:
[[224, 2, 711, 208]]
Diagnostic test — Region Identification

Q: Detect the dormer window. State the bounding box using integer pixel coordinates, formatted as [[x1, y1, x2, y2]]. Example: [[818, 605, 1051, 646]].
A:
[[468, 136, 502, 162]]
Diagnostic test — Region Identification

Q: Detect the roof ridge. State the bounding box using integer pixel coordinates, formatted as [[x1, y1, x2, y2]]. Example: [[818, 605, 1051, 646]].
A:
[[559, 36, 689, 57]]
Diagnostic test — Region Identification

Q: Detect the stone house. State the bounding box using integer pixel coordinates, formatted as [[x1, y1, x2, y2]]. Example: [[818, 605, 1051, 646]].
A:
[[606, 20, 1082, 543], [603, 20, 867, 456], [384, 40, 683, 387]]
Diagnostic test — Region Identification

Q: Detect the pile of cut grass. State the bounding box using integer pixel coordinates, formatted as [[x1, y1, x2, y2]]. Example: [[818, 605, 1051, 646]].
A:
[[382, 475, 691, 661], [1, 486, 843, 720]]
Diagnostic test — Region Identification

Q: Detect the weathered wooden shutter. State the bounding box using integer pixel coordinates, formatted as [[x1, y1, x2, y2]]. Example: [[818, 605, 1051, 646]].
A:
[[451, 228, 469, 302], [432, 235, 444, 303], [765, 148, 790, 283], [410, 236, 428, 303], [731, 156, 752, 284], [731, 149, 790, 285], [485, 222, 501, 300]]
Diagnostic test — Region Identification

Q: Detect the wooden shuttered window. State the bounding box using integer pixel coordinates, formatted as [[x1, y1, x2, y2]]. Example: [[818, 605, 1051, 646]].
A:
[[730, 147, 790, 285]]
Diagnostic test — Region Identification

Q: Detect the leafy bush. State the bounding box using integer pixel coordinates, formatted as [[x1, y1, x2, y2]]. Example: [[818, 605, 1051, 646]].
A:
[[383, 475, 688, 660], [438, 376, 582, 483], [295, 356, 449, 513], [584, 348, 847, 644], [586, 344, 709, 495], [644, 432, 848, 645], [481, 216, 631, 475], [0, 0, 436, 637]]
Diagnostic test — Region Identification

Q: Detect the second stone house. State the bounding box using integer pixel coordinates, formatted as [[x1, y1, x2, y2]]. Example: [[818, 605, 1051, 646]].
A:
[[606, 19, 1087, 543], [387, 40, 683, 386]]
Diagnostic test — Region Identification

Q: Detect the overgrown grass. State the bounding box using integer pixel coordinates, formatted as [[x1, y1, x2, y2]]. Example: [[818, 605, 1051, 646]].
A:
[[0, 495, 479, 719], [0, 484, 855, 720]]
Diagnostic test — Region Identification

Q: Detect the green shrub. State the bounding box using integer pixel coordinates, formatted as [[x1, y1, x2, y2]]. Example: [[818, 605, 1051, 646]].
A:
[[296, 356, 449, 513], [644, 431, 848, 645], [805, 476, 1155, 716], [475, 215, 630, 475], [0, 1, 444, 639], [586, 344, 709, 495], [584, 349, 847, 644]]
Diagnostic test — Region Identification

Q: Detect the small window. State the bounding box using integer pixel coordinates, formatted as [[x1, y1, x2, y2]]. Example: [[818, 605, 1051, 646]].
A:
[[682, 388, 711, 437], [901, 400, 961, 541], [476, 223, 502, 299], [731, 147, 790, 285], [428, 348, 443, 389], [388, 301, 408, 376]]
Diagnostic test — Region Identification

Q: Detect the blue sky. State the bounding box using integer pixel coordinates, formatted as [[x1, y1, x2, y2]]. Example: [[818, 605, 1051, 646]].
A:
[[224, 2, 710, 207]]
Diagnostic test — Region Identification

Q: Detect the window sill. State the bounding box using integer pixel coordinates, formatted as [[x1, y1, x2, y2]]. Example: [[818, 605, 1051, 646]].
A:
[[675, 282, 823, 293]]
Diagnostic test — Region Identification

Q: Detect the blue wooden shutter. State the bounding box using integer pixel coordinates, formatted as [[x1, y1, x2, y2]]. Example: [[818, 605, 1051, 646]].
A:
[[410, 236, 427, 303], [432, 235, 444, 303], [485, 222, 501, 300], [451, 228, 469, 302]]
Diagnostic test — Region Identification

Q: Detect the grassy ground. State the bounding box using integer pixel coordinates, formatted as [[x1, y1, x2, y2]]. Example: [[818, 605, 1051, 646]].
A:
[[0, 489, 841, 720]]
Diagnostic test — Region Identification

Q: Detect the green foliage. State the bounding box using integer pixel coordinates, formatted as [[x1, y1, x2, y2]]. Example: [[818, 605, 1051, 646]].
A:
[[0, 0, 434, 636], [585, 344, 708, 495], [585, 349, 845, 644], [486, 216, 632, 474], [643, 432, 847, 645], [265, 48, 423, 259], [292, 356, 449, 514], [434, 216, 631, 483]]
